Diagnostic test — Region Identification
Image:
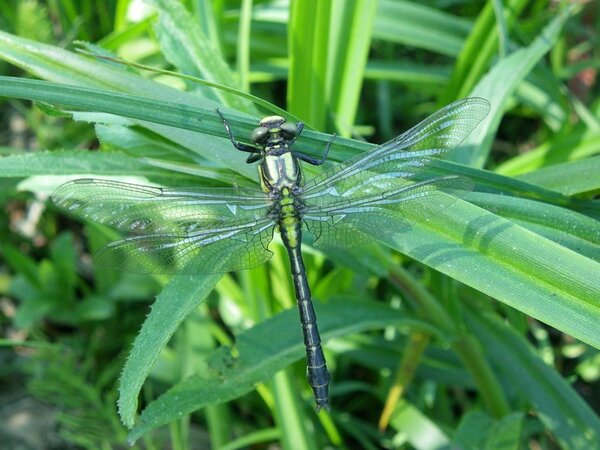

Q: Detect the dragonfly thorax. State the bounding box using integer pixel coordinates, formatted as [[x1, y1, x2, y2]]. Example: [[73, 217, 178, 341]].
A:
[[259, 152, 302, 193]]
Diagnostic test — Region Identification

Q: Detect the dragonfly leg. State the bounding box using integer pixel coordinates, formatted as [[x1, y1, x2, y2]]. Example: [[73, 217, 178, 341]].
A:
[[296, 132, 336, 166], [215, 109, 259, 154], [246, 153, 262, 163]]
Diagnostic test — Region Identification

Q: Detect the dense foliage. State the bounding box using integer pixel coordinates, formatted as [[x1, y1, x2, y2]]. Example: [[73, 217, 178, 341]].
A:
[[0, 1, 599, 449]]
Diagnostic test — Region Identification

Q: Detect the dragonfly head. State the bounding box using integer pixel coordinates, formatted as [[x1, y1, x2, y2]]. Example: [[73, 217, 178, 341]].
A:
[[252, 116, 298, 145]]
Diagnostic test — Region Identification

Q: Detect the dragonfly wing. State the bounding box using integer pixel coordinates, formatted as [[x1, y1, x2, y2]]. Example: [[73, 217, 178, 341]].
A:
[[301, 97, 487, 250], [52, 179, 271, 235], [304, 170, 474, 249], [303, 97, 489, 195], [94, 218, 276, 275]]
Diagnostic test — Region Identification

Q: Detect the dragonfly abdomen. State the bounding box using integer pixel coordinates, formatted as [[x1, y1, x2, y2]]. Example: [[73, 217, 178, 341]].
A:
[[280, 222, 331, 410], [271, 181, 330, 410], [278, 185, 330, 409]]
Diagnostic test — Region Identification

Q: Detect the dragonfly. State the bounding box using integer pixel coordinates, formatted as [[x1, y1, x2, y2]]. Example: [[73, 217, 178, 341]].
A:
[[52, 97, 490, 411]]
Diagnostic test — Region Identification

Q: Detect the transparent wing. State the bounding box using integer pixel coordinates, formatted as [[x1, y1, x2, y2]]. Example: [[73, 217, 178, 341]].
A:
[[52, 179, 271, 235], [304, 175, 473, 249], [303, 97, 490, 196], [301, 97, 489, 249], [94, 218, 276, 275]]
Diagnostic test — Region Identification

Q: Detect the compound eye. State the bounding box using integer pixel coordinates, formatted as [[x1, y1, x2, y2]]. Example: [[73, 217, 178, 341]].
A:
[[280, 122, 297, 139], [251, 127, 269, 144]]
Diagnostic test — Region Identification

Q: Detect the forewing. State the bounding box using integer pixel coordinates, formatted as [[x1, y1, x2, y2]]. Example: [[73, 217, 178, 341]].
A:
[[303, 97, 489, 196], [300, 98, 488, 250], [93, 218, 276, 275], [52, 179, 271, 235]]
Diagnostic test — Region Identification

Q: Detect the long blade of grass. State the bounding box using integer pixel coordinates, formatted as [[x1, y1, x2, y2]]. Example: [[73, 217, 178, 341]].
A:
[[73, 48, 297, 121], [0, 150, 166, 178], [0, 76, 346, 176], [468, 193, 600, 260], [7, 75, 597, 206], [287, 0, 331, 128], [517, 155, 600, 195], [118, 274, 221, 428], [236, 0, 252, 93], [452, 6, 573, 167], [440, 0, 528, 104], [390, 199, 600, 348], [0, 29, 203, 106], [147, 0, 255, 113], [497, 128, 600, 177], [374, 0, 471, 57], [465, 307, 600, 448], [327, 0, 377, 135]]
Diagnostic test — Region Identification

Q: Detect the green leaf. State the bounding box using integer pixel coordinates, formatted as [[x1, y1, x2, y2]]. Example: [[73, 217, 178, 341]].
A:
[[73, 44, 292, 118], [73, 294, 115, 321], [0, 75, 359, 175], [496, 128, 600, 177], [288, 0, 332, 128], [365, 60, 450, 86], [0, 150, 169, 178], [0, 76, 257, 179], [454, 6, 572, 167], [148, 0, 256, 114], [517, 155, 600, 195], [216, 428, 281, 450], [441, 0, 527, 103], [0, 29, 199, 104], [14, 293, 55, 329], [453, 411, 524, 450], [0, 31, 281, 179], [382, 197, 600, 351], [468, 193, 600, 260], [50, 232, 77, 295], [94, 124, 197, 163], [16, 0, 52, 43], [327, 0, 377, 135], [484, 413, 524, 450], [1, 243, 40, 286], [118, 273, 221, 428], [514, 72, 568, 132], [465, 308, 600, 449], [374, 0, 471, 57]]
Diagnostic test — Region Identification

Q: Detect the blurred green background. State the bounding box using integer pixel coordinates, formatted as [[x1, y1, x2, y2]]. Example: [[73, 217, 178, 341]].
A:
[[1, 0, 600, 449]]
